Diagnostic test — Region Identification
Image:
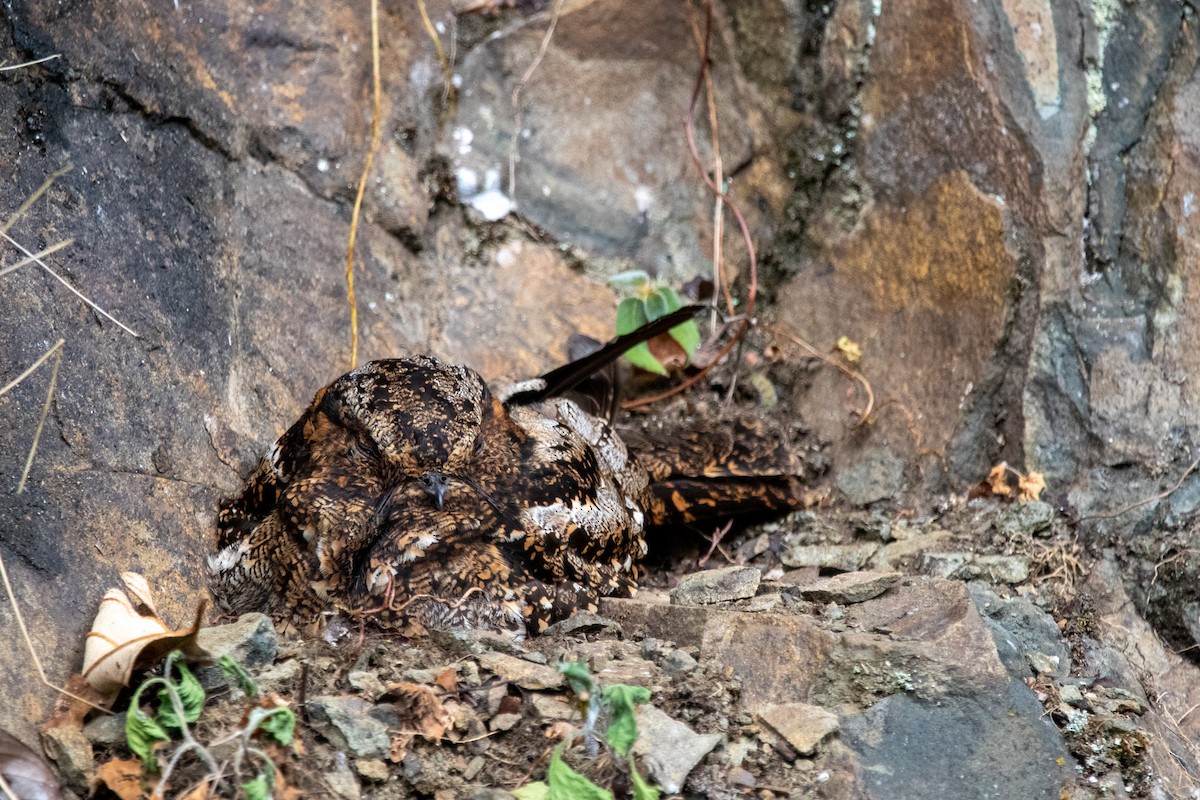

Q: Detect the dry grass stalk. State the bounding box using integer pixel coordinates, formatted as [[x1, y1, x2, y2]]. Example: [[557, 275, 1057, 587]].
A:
[[344, 0, 383, 370]]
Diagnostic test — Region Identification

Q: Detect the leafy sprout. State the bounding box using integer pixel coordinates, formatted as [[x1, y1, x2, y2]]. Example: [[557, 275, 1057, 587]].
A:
[[608, 270, 701, 376], [515, 662, 659, 799]]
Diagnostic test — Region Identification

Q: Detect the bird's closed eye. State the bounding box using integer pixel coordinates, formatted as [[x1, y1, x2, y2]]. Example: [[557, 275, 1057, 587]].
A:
[[472, 435, 485, 458]]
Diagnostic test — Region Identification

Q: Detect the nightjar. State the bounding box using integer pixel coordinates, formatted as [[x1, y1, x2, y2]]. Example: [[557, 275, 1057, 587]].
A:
[[210, 313, 805, 636]]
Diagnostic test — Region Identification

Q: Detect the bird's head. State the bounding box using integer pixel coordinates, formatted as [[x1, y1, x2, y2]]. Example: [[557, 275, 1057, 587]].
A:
[[324, 357, 514, 508]]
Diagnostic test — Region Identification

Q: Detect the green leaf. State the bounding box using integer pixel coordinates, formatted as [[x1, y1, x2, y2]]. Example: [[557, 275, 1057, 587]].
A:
[[513, 782, 551, 800], [157, 662, 205, 729], [546, 745, 613, 800], [624, 342, 667, 376], [126, 707, 171, 771], [242, 773, 272, 800], [668, 319, 701, 359], [219, 654, 259, 697], [602, 684, 650, 756], [558, 661, 594, 698], [657, 286, 685, 314], [643, 290, 670, 323], [249, 707, 296, 746], [606, 270, 652, 293], [614, 297, 648, 336], [630, 762, 660, 800]]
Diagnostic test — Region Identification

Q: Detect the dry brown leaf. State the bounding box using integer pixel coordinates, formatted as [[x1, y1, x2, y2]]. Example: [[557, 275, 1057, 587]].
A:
[[434, 667, 458, 693], [94, 757, 145, 800], [0, 729, 61, 800], [389, 733, 414, 763], [986, 463, 1013, 497], [40, 674, 107, 733], [1018, 471, 1046, 502], [383, 682, 452, 741], [81, 574, 207, 698]]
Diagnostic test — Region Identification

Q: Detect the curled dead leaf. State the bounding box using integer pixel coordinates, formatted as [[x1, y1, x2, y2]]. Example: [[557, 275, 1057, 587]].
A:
[[434, 667, 458, 693], [81, 574, 207, 699], [986, 463, 1013, 497], [119, 572, 158, 617], [1018, 471, 1046, 502]]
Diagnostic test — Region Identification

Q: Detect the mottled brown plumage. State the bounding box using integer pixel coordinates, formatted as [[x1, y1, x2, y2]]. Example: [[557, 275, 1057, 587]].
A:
[[211, 348, 803, 636]]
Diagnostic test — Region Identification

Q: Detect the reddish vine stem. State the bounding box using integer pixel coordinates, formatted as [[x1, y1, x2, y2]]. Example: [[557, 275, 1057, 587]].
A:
[[623, 0, 757, 410]]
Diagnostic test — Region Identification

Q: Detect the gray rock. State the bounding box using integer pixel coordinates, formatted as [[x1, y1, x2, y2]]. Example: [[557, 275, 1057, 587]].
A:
[[325, 764, 362, 800], [970, 584, 1071, 681], [994, 501, 1055, 536], [631, 706, 724, 794], [452, 1, 761, 283], [841, 684, 1072, 800], [782, 542, 880, 571], [836, 448, 905, 506], [82, 712, 127, 746], [195, 613, 278, 688], [671, 566, 762, 605], [477, 651, 564, 690], [925, 553, 1030, 585], [348, 670, 388, 700], [662, 648, 700, 676], [1059, 684, 1086, 708], [973, 555, 1031, 584], [1027, 652, 1060, 676], [757, 703, 839, 756], [463, 756, 485, 781], [255, 659, 302, 695], [489, 712, 522, 731], [543, 612, 623, 636], [41, 724, 93, 793], [923, 551, 974, 579], [307, 696, 391, 759], [793, 570, 901, 604], [355, 759, 390, 783]]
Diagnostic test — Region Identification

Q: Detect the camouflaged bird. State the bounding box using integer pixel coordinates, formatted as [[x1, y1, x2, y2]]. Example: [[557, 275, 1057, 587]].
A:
[[210, 315, 804, 636]]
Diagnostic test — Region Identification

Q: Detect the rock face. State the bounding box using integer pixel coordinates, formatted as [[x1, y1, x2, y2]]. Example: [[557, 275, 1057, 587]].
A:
[[2, 0, 1199, 772]]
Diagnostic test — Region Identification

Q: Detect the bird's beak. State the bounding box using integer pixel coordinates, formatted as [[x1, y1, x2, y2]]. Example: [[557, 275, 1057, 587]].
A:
[[421, 471, 449, 511]]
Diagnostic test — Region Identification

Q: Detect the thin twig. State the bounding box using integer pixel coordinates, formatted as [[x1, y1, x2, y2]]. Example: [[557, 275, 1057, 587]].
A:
[[683, 0, 756, 325], [18, 339, 63, 493], [417, 0, 454, 105], [769, 325, 875, 424], [0, 54, 61, 72], [0, 239, 74, 279], [0, 230, 139, 338], [622, 0, 758, 411], [697, 519, 733, 568], [2, 163, 73, 235], [621, 319, 749, 410], [0, 772, 16, 800], [1077, 449, 1200, 524], [0, 339, 63, 399], [508, 0, 565, 198], [344, 0, 383, 370], [683, 0, 732, 326], [0, 551, 111, 713]]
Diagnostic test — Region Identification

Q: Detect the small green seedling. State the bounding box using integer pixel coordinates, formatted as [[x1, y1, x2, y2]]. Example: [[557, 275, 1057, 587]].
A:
[[514, 661, 659, 800], [608, 270, 701, 376], [125, 650, 294, 799]]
